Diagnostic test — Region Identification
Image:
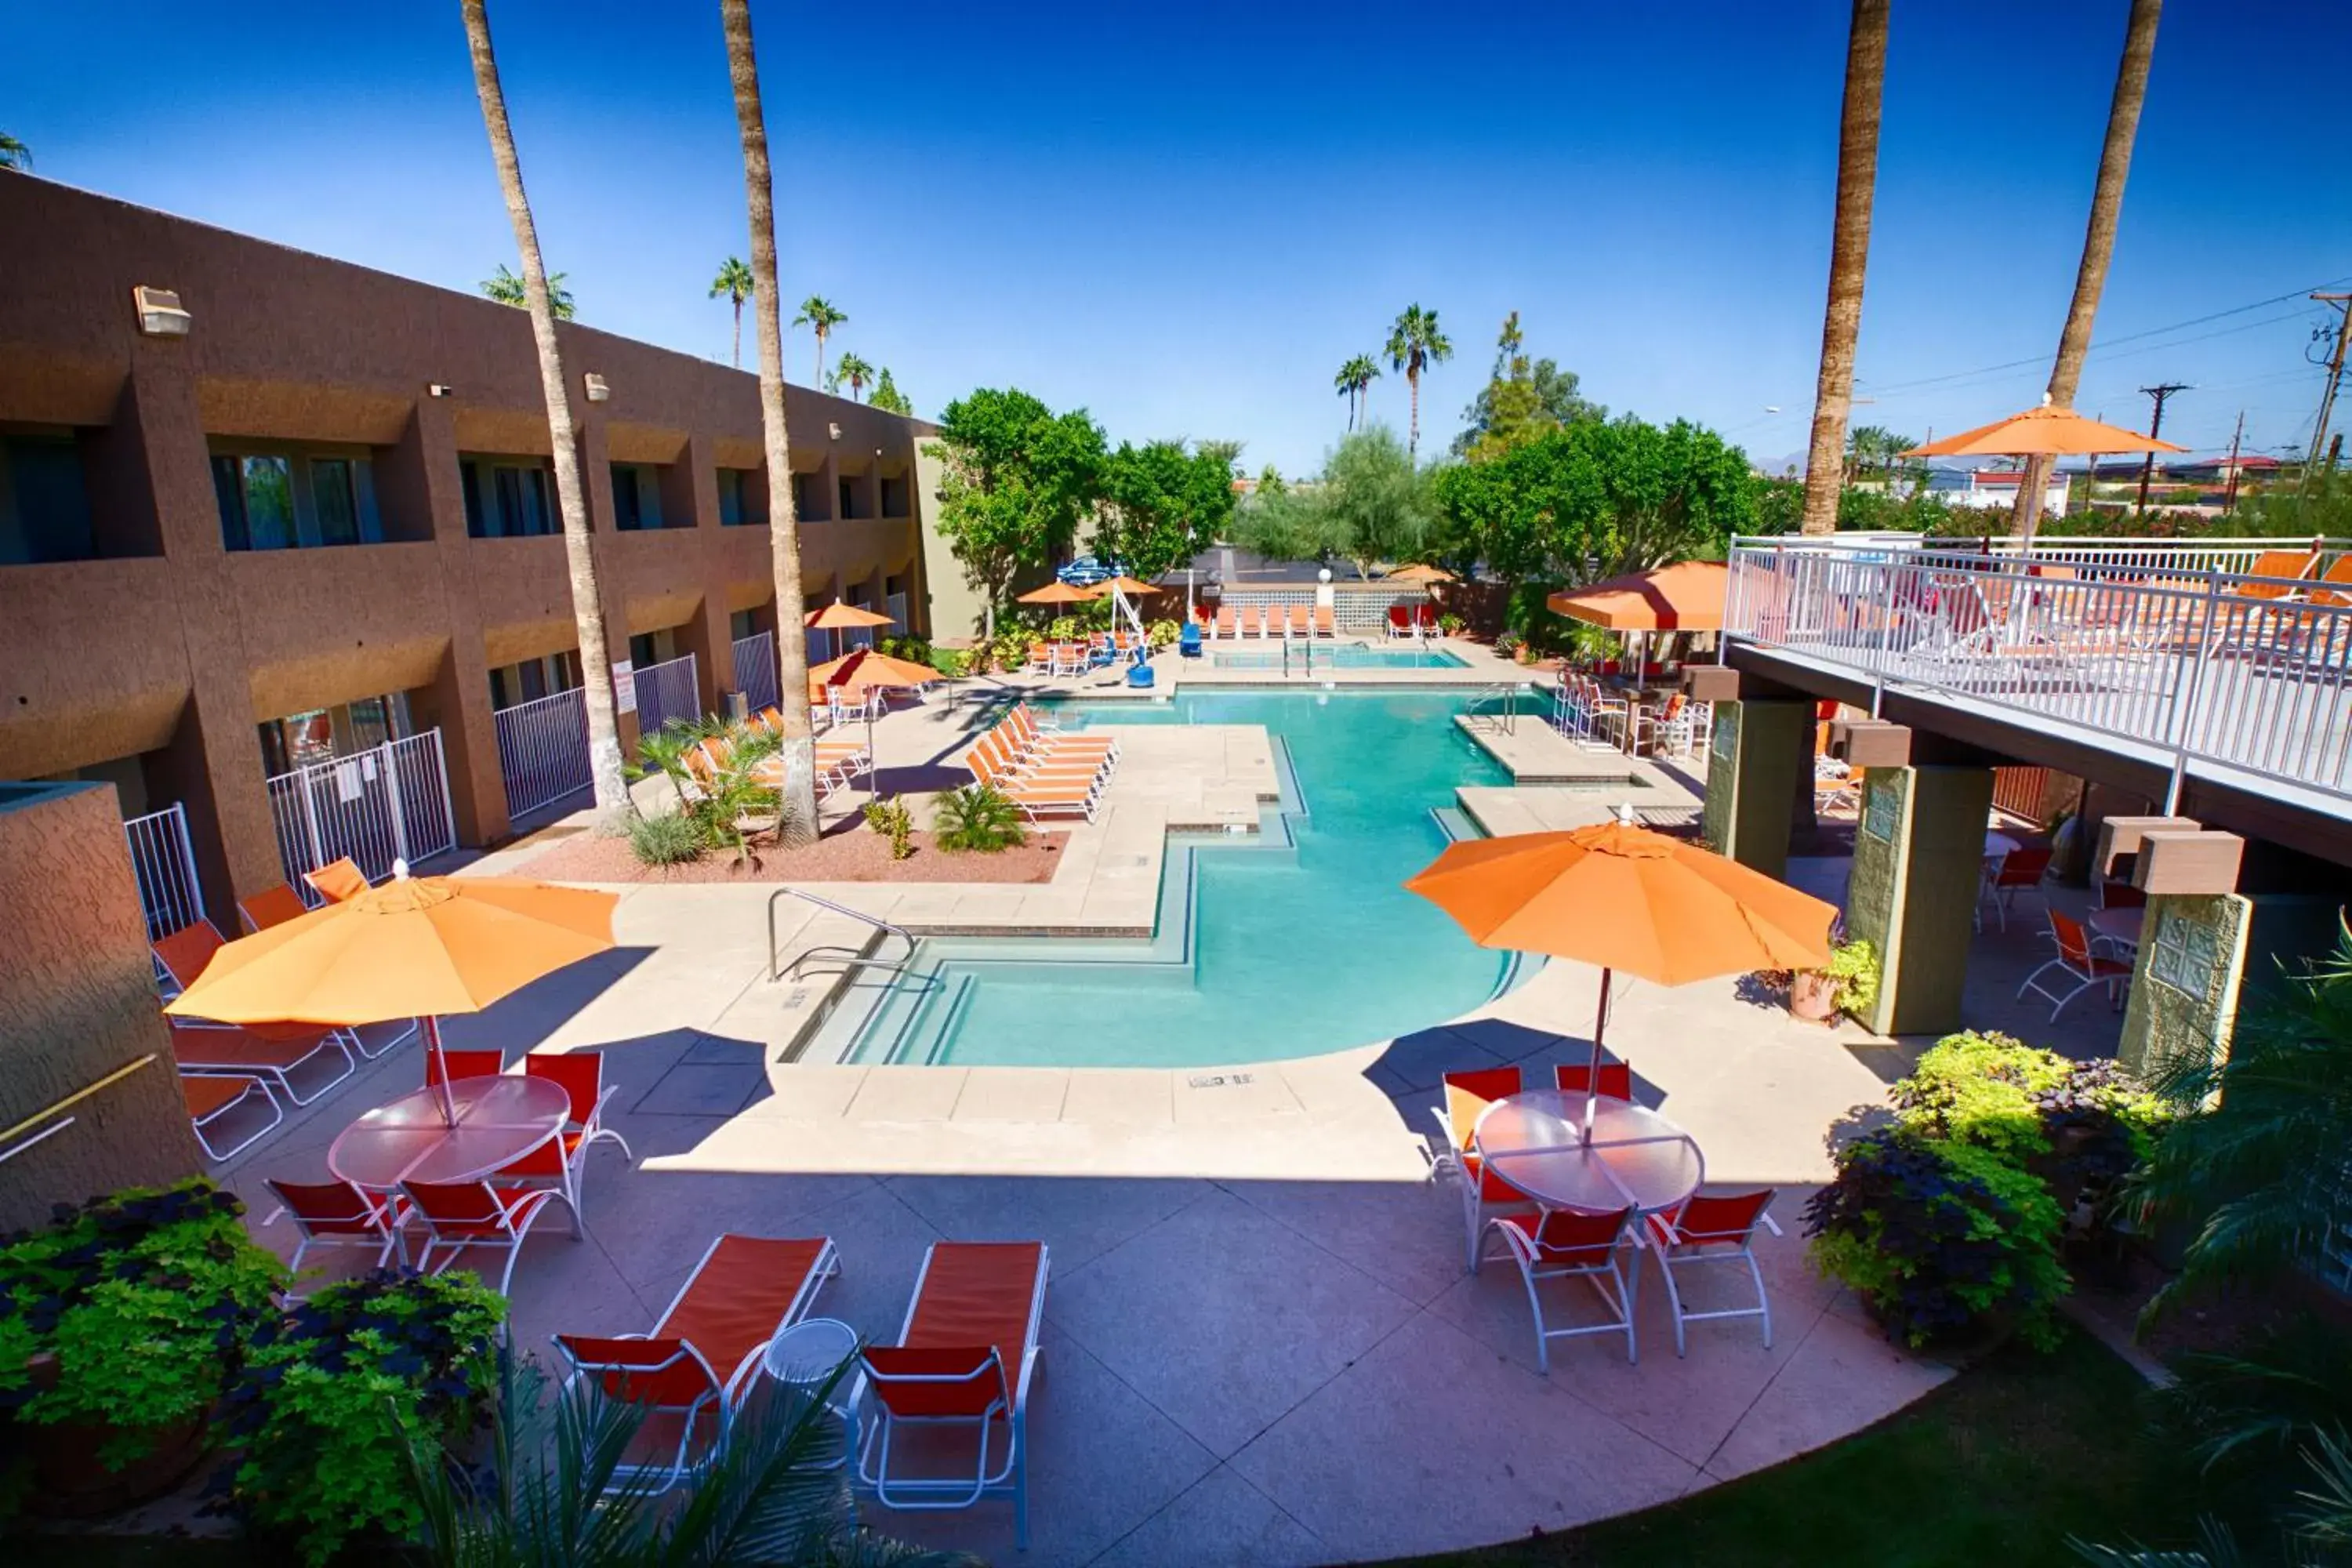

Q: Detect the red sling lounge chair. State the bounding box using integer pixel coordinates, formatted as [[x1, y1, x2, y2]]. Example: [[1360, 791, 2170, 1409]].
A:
[[169, 1019, 354, 1108], [555, 1233, 840, 1493], [858, 1240, 1051, 1549], [185, 1073, 278, 1162], [303, 856, 370, 903]]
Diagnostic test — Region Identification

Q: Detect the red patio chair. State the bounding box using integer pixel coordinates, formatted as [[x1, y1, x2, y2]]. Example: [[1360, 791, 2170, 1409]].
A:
[[498, 1052, 633, 1214], [237, 883, 312, 934], [184, 1073, 278, 1163], [2099, 878, 2147, 910], [554, 1233, 840, 1493], [169, 1019, 353, 1108], [424, 1047, 506, 1088], [303, 857, 370, 903], [857, 1240, 1051, 1549], [401, 1174, 579, 1296], [2018, 912, 2132, 1020], [263, 1178, 411, 1272], [1979, 844, 2053, 931], [1484, 1205, 1641, 1370], [1428, 1066, 1534, 1272], [1553, 1059, 1633, 1101], [156, 920, 377, 1062], [1415, 602, 1439, 633], [1643, 1188, 1780, 1356], [1387, 604, 1412, 639]]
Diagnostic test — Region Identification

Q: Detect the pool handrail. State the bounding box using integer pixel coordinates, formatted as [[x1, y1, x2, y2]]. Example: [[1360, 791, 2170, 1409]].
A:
[[769, 886, 920, 984]]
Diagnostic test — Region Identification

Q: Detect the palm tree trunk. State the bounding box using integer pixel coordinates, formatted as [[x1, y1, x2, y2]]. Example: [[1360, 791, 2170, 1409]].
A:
[[723, 0, 819, 844], [1407, 368, 1420, 457], [2013, 0, 2161, 545], [461, 0, 630, 826], [1798, 0, 1889, 536], [814, 329, 826, 390], [731, 299, 742, 370]]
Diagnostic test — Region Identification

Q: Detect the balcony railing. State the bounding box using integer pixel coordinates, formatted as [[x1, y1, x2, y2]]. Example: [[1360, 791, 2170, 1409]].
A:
[[1722, 535, 2352, 811]]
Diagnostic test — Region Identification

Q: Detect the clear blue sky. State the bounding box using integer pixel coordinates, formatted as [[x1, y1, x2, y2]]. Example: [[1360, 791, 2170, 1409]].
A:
[[8, 1, 2347, 473]]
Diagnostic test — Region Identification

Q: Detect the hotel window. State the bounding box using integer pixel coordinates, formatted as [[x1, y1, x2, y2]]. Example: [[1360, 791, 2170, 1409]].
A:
[[838, 477, 858, 521], [312, 458, 361, 546], [495, 465, 553, 537], [0, 433, 96, 564], [789, 470, 825, 521], [718, 467, 760, 525], [612, 465, 644, 531], [488, 651, 581, 710], [879, 472, 909, 516], [215, 454, 294, 551]]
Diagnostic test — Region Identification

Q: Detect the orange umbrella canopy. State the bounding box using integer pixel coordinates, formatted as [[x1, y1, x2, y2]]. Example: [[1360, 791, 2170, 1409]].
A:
[[1094, 575, 1161, 597], [1405, 820, 1835, 985], [1904, 404, 2186, 459], [1017, 580, 1097, 605], [807, 645, 941, 695], [1548, 561, 1728, 633], [804, 601, 895, 630], [1388, 563, 1457, 583], [162, 876, 617, 1027]]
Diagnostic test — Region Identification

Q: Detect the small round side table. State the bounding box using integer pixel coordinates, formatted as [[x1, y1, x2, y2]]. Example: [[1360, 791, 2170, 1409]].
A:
[[760, 1317, 863, 1470]]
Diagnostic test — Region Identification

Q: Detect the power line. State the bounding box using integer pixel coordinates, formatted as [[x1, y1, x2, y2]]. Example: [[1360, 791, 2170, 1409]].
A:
[[2136, 382, 2190, 515]]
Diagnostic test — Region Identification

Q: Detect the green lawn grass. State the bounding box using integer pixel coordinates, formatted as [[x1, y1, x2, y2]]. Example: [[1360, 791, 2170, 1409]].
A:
[[1388, 1330, 2201, 1568]]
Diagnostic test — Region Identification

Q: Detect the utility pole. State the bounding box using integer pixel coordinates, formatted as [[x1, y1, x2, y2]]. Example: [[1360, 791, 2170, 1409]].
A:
[[2222, 409, 2246, 514], [2136, 382, 2189, 517], [2304, 294, 2352, 496]]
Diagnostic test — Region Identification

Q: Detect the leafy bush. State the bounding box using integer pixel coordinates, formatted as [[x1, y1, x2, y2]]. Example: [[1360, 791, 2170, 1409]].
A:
[[1894, 1031, 2170, 1174], [931, 647, 971, 679], [934, 785, 1028, 853], [1146, 618, 1181, 648], [0, 1181, 285, 1468], [1493, 630, 1525, 659], [1438, 610, 1465, 635], [992, 630, 1035, 670], [628, 809, 702, 866], [1822, 938, 1880, 1020], [1806, 1128, 2068, 1350], [1045, 615, 1079, 642], [863, 797, 913, 860], [877, 633, 933, 666], [224, 1269, 503, 1566]]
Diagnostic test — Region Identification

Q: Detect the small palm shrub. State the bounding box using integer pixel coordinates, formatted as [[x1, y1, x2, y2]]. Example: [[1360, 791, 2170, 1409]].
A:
[[934, 785, 1028, 853], [863, 797, 913, 860], [629, 811, 702, 866]]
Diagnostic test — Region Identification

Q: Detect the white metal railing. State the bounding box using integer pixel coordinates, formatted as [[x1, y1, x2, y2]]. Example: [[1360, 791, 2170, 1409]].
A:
[[1724, 538, 2352, 808], [733, 630, 779, 713], [267, 729, 458, 897], [886, 592, 909, 633], [632, 652, 701, 738], [122, 803, 204, 941], [493, 687, 590, 819]]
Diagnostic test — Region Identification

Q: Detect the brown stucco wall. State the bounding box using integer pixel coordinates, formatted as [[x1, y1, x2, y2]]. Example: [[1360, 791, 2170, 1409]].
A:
[[0, 782, 203, 1229], [0, 175, 934, 915]]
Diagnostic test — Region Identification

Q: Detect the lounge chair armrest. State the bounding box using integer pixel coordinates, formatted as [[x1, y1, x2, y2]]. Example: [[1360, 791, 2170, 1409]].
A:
[[1760, 1211, 1784, 1237]]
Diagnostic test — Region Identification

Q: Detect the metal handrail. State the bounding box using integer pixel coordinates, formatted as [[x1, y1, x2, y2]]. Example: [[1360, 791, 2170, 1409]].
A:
[[768, 886, 917, 983]]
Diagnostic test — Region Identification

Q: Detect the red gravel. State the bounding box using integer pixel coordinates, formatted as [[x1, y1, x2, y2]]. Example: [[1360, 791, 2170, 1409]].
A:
[[513, 826, 1062, 885]]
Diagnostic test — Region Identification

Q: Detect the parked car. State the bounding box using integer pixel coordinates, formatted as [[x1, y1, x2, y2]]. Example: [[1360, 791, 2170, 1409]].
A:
[[1058, 556, 1119, 587]]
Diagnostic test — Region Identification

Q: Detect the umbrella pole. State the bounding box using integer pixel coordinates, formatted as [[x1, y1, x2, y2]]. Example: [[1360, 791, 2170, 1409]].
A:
[[1583, 968, 1611, 1145], [423, 1013, 459, 1128]]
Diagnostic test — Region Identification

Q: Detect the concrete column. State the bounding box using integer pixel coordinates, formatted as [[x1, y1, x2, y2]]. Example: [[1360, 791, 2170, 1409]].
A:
[[380, 401, 509, 847], [121, 350, 283, 909], [667, 434, 733, 711], [1699, 698, 1809, 879], [1844, 765, 1996, 1036]]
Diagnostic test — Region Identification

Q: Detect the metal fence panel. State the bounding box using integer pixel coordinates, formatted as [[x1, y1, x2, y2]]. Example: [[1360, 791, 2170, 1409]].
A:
[[122, 803, 204, 941], [886, 592, 909, 633], [732, 631, 779, 713], [267, 729, 458, 898], [633, 652, 701, 739], [493, 688, 591, 819]]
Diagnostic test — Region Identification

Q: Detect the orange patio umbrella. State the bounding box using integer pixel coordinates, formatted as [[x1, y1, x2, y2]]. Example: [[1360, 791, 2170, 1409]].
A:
[[1548, 561, 1727, 633], [1902, 403, 2185, 459], [806, 645, 944, 797], [1406, 812, 1835, 1141], [164, 871, 618, 1125], [1016, 580, 1096, 606], [804, 600, 895, 661], [1387, 563, 1457, 584]]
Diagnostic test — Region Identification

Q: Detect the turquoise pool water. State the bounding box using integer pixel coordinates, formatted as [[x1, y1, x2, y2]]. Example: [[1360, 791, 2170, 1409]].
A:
[[1209, 644, 1465, 670], [843, 691, 1518, 1069]]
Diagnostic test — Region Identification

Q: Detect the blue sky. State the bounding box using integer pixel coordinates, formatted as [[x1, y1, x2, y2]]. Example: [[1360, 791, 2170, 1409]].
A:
[[8, 1, 2348, 474]]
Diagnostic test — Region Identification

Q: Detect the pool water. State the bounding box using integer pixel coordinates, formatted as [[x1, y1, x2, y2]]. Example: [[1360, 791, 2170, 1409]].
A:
[[1209, 644, 1465, 670], [841, 691, 1519, 1069]]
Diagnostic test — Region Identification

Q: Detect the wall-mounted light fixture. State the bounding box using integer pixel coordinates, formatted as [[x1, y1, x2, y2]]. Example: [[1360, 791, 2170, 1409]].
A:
[[132, 285, 191, 338], [828, 423, 842, 441], [427, 383, 456, 398], [583, 372, 611, 404]]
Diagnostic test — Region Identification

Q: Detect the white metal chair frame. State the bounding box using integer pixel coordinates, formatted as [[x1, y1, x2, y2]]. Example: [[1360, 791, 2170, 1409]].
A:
[[263, 1182, 412, 1272], [1642, 1194, 1783, 1357], [2017, 916, 2133, 1020], [189, 1076, 281, 1163], [1425, 1099, 1537, 1274], [855, 1243, 1051, 1551], [172, 1022, 357, 1108], [1484, 1207, 1642, 1370], [403, 1170, 581, 1296]]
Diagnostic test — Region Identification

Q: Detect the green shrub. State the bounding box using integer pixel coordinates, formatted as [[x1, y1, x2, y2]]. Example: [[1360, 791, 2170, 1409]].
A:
[[1045, 615, 1079, 642], [1146, 618, 1181, 648], [225, 1269, 503, 1566], [878, 633, 934, 666], [993, 630, 1035, 670], [1893, 1030, 2171, 1172], [628, 809, 702, 866], [934, 784, 1028, 852], [863, 797, 914, 860], [931, 647, 971, 679], [0, 1181, 285, 1469], [1493, 630, 1525, 659], [1438, 610, 1465, 635], [1822, 938, 1881, 1022]]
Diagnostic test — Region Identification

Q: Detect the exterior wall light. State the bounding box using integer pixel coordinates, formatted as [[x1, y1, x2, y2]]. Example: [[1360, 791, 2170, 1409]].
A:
[[1318, 567, 1333, 584], [828, 423, 842, 441], [583, 372, 611, 403], [132, 285, 191, 338], [427, 383, 456, 398]]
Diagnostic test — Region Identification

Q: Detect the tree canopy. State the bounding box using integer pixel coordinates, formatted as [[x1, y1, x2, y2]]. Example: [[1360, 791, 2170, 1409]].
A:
[[1430, 415, 1755, 586], [1450, 312, 1603, 459], [924, 387, 1106, 633], [1232, 426, 1431, 579], [868, 368, 913, 416], [481, 263, 574, 319], [1094, 439, 1239, 579]]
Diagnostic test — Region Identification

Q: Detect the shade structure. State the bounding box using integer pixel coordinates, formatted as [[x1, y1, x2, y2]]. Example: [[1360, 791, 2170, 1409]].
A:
[[1017, 580, 1096, 606], [804, 602, 895, 630], [804, 646, 942, 800], [1548, 561, 1728, 633], [1903, 404, 2186, 459], [1093, 575, 1160, 598], [1406, 818, 1836, 1141], [1387, 563, 1456, 584]]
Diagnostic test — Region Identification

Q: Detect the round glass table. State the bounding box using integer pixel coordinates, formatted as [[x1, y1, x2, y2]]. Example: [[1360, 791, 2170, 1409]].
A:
[[328, 1074, 570, 1190], [2089, 905, 2145, 952], [1472, 1091, 1704, 1214]]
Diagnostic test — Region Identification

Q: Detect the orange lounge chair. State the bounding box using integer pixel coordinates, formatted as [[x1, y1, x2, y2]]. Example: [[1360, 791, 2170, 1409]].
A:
[[2234, 549, 2318, 601], [557, 1233, 839, 1493], [303, 857, 369, 903], [238, 883, 312, 933], [971, 733, 1107, 803], [170, 1018, 354, 1107], [185, 1073, 278, 1163], [975, 729, 1104, 787], [1428, 1065, 1537, 1272], [1007, 706, 1117, 767], [1387, 604, 1413, 639], [1213, 607, 1235, 640], [1312, 605, 1336, 639], [1287, 604, 1312, 639], [1237, 605, 1263, 639], [967, 744, 1099, 822], [858, 1240, 1050, 1548]]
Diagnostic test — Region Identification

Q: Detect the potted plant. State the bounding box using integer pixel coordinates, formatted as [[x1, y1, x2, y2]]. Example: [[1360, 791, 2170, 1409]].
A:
[[1790, 938, 1878, 1024], [1493, 630, 1525, 662], [1438, 610, 1465, 637], [0, 1180, 285, 1515]]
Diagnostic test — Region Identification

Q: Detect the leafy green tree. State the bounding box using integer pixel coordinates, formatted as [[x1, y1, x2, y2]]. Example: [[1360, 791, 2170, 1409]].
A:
[[1236, 427, 1430, 579], [1257, 463, 1287, 497], [1432, 415, 1756, 588], [792, 296, 846, 387], [1334, 354, 1381, 432], [1095, 438, 1238, 579], [925, 387, 1107, 637], [1453, 354, 1602, 459], [832, 352, 874, 401], [1385, 304, 1452, 457], [481, 263, 575, 320], [710, 256, 754, 368], [869, 367, 913, 416], [0, 132, 30, 172]]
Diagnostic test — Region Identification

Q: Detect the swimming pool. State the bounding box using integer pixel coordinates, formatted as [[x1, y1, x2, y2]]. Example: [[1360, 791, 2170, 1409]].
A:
[[1209, 644, 1465, 670], [837, 691, 1523, 1069]]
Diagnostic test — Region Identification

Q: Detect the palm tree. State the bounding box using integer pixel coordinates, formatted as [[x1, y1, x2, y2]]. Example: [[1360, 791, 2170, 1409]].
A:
[[710, 256, 754, 369], [1798, 0, 1889, 535], [1334, 354, 1380, 433], [833, 352, 875, 402], [481, 263, 575, 320], [459, 0, 629, 826], [725, 0, 819, 844], [1384, 307, 1452, 458], [0, 132, 30, 172], [2012, 0, 2162, 543], [792, 296, 846, 388]]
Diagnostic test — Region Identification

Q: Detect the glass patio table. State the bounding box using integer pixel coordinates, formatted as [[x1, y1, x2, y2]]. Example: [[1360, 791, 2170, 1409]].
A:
[[328, 1073, 569, 1190], [1471, 1091, 1704, 1215]]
